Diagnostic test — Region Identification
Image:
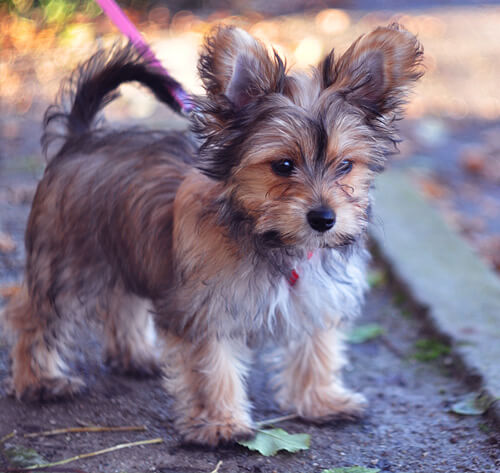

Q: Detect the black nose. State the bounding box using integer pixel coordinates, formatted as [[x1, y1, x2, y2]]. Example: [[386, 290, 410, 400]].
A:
[[307, 207, 336, 232]]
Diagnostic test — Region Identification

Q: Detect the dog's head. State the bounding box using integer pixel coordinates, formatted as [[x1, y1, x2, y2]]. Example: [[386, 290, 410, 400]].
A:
[[193, 24, 423, 250]]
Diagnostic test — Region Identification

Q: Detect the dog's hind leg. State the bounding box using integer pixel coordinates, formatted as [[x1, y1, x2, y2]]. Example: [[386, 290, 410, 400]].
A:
[[2, 287, 85, 401], [98, 287, 160, 377]]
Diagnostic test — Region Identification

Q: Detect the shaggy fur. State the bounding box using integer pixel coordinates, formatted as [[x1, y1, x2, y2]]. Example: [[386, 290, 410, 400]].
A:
[[1, 24, 423, 445]]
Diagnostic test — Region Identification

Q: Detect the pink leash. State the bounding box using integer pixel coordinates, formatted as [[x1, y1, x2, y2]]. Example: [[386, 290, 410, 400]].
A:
[[94, 0, 192, 113]]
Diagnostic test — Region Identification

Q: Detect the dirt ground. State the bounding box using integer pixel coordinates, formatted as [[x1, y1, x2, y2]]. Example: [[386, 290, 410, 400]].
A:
[[1, 273, 499, 472]]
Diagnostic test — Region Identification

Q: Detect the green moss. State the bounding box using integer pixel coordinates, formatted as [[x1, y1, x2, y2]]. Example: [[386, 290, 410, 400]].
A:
[[413, 338, 451, 362]]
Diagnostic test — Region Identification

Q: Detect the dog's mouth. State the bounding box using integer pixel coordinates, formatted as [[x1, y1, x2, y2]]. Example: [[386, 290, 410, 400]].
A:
[[313, 231, 360, 251], [333, 233, 358, 248]]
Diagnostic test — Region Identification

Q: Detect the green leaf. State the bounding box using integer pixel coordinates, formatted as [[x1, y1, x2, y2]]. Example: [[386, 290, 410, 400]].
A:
[[347, 323, 385, 344], [4, 445, 46, 468], [238, 428, 310, 456], [322, 467, 381, 473], [451, 393, 499, 416], [413, 338, 450, 361], [367, 269, 387, 288], [479, 423, 490, 433]]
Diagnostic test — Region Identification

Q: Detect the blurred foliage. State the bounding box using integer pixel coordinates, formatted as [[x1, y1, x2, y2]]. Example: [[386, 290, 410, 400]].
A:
[[1, 0, 151, 11], [1, 0, 101, 25], [0, 0, 181, 26], [0, 0, 220, 27]]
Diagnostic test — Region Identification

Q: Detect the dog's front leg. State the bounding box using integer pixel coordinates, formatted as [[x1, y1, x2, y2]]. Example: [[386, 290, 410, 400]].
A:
[[274, 325, 366, 421], [162, 331, 254, 446]]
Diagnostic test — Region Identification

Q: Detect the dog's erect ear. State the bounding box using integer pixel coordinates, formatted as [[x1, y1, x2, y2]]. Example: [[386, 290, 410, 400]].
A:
[[198, 26, 285, 108], [321, 24, 423, 119]]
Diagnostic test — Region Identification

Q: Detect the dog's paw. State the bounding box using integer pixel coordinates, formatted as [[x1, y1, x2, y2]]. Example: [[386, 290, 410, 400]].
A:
[[295, 388, 367, 422], [179, 415, 254, 446], [9, 375, 85, 402]]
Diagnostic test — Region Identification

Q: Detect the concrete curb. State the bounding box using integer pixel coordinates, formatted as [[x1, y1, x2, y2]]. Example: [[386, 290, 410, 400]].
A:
[[370, 169, 500, 426]]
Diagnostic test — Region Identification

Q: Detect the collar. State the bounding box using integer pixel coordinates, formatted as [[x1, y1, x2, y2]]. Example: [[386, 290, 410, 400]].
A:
[[288, 251, 314, 286]]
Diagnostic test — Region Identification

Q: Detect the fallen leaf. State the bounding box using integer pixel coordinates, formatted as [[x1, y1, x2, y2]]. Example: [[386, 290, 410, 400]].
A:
[[4, 445, 46, 468], [367, 269, 387, 289], [451, 393, 499, 416], [460, 147, 487, 174], [0, 284, 21, 299], [347, 324, 385, 344], [0, 231, 16, 253], [322, 467, 381, 473], [456, 215, 486, 237], [238, 428, 310, 456], [478, 235, 500, 272], [417, 175, 448, 199]]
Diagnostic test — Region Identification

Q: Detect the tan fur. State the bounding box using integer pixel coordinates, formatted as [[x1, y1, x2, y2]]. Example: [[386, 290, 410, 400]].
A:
[[271, 325, 366, 419], [163, 332, 253, 445], [4, 288, 85, 399]]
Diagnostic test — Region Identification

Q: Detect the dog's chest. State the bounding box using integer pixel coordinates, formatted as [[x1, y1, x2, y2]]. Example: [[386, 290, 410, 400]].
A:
[[217, 248, 368, 337]]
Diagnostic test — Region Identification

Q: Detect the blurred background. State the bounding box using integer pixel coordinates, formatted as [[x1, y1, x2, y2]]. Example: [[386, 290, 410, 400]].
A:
[[1, 0, 500, 274]]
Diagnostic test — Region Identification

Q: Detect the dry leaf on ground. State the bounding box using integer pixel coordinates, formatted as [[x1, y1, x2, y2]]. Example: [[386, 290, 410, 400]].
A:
[[0, 231, 16, 253]]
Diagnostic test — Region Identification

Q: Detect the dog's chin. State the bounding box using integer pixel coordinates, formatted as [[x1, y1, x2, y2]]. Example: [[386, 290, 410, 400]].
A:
[[309, 232, 360, 251], [258, 230, 358, 254]]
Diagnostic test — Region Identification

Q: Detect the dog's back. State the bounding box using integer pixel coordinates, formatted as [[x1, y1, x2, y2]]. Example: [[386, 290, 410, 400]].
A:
[[2, 44, 196, 399]]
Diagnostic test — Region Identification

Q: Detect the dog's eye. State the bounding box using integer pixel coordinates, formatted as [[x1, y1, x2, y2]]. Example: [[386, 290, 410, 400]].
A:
[[336, 159, 353, 177], [271, 159, 295, 177]]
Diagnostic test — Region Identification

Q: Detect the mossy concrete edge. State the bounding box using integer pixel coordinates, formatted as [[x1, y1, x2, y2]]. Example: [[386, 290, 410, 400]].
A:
[[370, 169, 500, 425]]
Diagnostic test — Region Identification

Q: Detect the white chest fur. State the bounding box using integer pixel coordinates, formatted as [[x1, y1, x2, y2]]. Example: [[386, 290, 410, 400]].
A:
[[265, 248, 369, 338], [194, 247, 369, 340]]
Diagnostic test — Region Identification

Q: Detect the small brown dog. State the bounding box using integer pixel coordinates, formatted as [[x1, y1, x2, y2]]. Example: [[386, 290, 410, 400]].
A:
[[1, 24, 423, 445]]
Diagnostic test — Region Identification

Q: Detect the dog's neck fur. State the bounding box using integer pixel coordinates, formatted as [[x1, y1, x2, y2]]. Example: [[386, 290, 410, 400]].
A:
[[199, 187, 298, 276]]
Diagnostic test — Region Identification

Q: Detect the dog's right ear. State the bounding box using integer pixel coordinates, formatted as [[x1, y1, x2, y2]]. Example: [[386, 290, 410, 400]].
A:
[[198, 26, 285, 109], [320, 24, 423, 122]]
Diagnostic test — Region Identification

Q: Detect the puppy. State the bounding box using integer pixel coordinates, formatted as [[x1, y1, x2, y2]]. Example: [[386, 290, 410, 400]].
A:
[[1, 24, 423, 445]]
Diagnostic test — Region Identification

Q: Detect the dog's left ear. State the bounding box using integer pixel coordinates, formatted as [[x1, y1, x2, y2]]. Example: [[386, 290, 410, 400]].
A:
[[198, 26, 285, 109], [321, 23, 423, 120]]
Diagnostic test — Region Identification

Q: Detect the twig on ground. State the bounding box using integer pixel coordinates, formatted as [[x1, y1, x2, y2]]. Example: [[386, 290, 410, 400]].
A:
[[25, 438, 163, 470], [210, 460, 222, 473], [255, 413, 298, 428], [4, 467, 87, 473], [74, 419, 91, 427], [0, 432, 15, 444], [24, 425, 147, 438], [380, 335, 406, 358]]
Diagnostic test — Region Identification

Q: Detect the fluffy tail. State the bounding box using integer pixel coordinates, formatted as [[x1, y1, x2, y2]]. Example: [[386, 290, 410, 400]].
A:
[[42, 43, 187, 159]]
